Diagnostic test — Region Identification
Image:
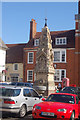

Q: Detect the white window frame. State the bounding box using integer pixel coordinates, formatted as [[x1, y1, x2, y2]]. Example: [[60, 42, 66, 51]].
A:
[[13, 64, 18, 71], [53, 49, 66, 63], [54, 69, 66, 82], [27, 70, 33, 82], [34, 39, 39, 46], [28, 52, 34, 64], [55, 37, 67, 45], [11, 76, 18, 82], [34, 73, 36, 81]]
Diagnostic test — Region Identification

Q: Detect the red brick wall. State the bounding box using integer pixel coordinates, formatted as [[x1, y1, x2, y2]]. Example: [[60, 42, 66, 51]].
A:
[[74, 35, 80, 87], [23, 48, 77, 86], [23, 50, 37, 83], [54, 49, 75, 86], [66, 49, 75, 85]]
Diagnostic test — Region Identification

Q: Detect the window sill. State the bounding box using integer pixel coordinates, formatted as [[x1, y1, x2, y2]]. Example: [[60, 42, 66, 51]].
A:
[[54, 81, 62, 82], [27, 80, 33, 82], [28, 63, 33, 64], [53, 61, 66, 63]]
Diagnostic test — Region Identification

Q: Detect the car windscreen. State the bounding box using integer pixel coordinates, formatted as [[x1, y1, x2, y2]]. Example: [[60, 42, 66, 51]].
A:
[[9, 83, 17, 85], [0, 88, 21, 97], [46, 94, 75, 104], [25, 83, 32, 87], [60, 87, 77, 94]]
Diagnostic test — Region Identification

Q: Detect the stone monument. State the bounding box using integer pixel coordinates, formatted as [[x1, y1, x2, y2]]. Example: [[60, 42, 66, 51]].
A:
[[34, 19, 55, 96]]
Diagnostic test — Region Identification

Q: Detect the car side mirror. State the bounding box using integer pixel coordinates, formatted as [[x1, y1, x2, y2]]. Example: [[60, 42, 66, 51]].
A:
[[39, 96, 42, 99], [42, 98, 46, 101]]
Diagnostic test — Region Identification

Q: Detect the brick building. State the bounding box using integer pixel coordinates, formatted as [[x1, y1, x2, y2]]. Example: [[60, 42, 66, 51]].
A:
[[6, 1, 80, 87]]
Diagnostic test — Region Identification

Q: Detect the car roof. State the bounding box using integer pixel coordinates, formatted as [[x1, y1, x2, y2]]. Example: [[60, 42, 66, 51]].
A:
[[50, 92, 77, 97], [0, 85, 33, 89], [63, 86, 80, 89]]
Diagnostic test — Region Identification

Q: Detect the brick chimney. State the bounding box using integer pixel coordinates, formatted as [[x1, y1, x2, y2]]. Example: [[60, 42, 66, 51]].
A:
[[29, 19, 37, 40]]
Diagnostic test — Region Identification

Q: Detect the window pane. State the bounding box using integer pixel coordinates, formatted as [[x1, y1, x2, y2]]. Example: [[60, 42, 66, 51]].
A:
[[14, 64, 18, 70], [35, 39, 39, 46], [54, 51, 60, 61], [57, 39, 59, 44], [60, 39, 62, 44], [1, 88, 21, 96], [28, 71, 33, 81], [63, 39, 66, 44], [54, 70, 60, 81], [23, 89, 31, 97], [30, 89, 39, 97], [29, 53, 33, 62], [61, 70, 65, 81], [62, 51, 65, 62], [11, 77, 18, 82]]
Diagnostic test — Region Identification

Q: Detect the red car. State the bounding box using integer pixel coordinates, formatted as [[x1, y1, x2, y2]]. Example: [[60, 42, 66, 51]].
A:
[[32, 93, 80, 120]]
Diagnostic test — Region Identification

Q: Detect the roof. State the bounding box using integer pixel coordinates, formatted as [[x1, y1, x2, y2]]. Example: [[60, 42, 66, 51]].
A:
[[6, 29, 75, 63], [51, 29, 75, 48], [6, 43, 26, 63], [25, 29, 75, 49]]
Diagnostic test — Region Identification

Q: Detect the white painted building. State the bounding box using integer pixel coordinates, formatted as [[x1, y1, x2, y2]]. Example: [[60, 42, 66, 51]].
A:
[[0, 38, 8, 82]]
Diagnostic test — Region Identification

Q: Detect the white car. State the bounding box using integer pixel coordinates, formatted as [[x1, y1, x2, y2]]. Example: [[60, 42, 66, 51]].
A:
[[0, 85, 42, 117]]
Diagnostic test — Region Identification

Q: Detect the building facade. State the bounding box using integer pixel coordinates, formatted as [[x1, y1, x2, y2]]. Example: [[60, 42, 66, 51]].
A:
[[6, 44, 26, 82], [0, 38, 7, 82], [23, 1, 80, 87], [6, 1, 80, 87]]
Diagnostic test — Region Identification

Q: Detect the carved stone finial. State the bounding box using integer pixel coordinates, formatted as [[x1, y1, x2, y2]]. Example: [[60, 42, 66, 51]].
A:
[[45, 18, 47, 26]]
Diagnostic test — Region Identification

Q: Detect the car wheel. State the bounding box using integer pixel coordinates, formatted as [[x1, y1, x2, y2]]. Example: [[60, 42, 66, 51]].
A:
[[32, 117, 38, 120], [70, 112, 75, 120], [19, 105, 27, 118], [32, 117, 35, 120]]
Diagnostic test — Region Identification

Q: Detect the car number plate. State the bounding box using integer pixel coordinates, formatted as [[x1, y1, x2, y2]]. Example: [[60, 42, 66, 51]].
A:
[[41, 112, 54, 116]]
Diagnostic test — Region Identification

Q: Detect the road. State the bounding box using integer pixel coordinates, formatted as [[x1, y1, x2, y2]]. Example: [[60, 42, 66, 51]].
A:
[[0, 112, 33, 120], [0, 112, 80, 120]]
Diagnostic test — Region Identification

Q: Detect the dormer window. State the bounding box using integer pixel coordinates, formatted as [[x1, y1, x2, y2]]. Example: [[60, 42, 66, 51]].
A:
[[34, 39, 39, 46], [55, 37, 67, 45]]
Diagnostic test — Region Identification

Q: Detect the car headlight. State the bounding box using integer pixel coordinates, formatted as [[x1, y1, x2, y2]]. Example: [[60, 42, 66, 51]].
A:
[[35, 106, 41, 110], [57, 109, 67, 113]]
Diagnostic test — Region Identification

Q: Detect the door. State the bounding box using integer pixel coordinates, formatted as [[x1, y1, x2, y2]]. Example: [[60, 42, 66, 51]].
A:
[[23, 89, 34, 111], [78, 101, 80, 115], [30, 89, 41, 106]]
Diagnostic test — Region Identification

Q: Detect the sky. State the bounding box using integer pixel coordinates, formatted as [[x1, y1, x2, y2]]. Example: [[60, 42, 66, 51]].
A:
[[1, 1, 78, 44]]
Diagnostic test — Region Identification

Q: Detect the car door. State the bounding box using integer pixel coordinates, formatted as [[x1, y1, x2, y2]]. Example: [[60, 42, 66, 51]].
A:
[[75, 96, 80, 118], [29, 89, 42, 106], [23, 88, 34, 111], [78, 100, 80, 115]]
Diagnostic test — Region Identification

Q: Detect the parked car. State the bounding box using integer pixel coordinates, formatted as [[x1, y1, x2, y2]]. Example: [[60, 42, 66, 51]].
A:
[[0, 85, 42, 117], [32, 93, 80, 120], [60, 86, 80, 100], [0, 83, 8, 85], [9, 82, 33, 88], [0, 82, 8, 85]]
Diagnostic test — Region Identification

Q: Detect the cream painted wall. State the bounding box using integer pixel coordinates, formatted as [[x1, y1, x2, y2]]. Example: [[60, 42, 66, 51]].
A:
[[6, 63, 23, 82]]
